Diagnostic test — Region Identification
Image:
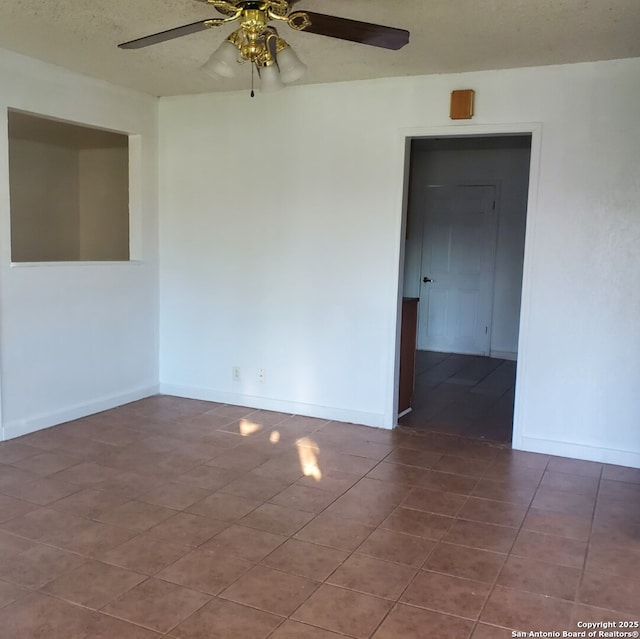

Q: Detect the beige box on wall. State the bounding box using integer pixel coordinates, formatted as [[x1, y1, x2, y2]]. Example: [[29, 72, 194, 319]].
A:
[[450, 90, 475, 120]]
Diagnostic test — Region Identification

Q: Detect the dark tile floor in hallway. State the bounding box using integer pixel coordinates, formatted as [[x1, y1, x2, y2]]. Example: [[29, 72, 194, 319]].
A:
[[400, 351, 517, 443], [0, 396, 638, 638]]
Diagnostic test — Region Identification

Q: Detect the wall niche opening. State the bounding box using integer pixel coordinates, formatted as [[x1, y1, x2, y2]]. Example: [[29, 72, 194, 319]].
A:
[[8, 110, 130, 262]]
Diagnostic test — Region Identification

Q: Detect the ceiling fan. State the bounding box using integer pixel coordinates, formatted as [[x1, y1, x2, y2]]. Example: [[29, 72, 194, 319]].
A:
[[118, 0, 410, 93]]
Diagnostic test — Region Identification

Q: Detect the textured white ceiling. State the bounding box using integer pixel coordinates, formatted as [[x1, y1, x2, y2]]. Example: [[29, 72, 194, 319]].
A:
[[1, 0, 639, 96]]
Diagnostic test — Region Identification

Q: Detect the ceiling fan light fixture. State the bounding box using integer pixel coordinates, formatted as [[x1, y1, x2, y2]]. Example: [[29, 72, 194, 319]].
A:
[[119, 1, 410, 93], [259, 62, 285, 92], [201, 38, 239, 78], [276, 44, 306, 83]]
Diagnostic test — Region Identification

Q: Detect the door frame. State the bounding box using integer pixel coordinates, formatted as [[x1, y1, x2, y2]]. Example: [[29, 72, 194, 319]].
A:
[[391, 123, 542, 451], [416, 181, 501, 356]]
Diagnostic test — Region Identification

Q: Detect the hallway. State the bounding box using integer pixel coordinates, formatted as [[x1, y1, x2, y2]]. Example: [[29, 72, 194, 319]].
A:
[[399, 352, 516, 443]]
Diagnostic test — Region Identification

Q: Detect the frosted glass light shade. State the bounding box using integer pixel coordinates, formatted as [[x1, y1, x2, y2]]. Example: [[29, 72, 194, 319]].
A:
[[260, 64, 285, 92], [201, 41, 239, 78], [277, 46, 306, 83]]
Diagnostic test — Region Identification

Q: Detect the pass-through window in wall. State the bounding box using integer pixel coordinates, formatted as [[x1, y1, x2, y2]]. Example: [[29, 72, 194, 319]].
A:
[[8, 110, 129, 262]]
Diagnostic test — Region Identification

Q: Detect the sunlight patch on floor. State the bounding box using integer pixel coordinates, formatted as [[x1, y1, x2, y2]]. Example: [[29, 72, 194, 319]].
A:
[[296, 437, 322, 481]]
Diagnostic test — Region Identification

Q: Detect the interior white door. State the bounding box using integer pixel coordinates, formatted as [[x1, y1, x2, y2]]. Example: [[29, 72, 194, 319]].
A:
[[417, 184, 498, 355]]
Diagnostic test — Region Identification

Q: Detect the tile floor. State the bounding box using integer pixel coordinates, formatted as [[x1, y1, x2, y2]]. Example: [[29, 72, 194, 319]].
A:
[[400, 351, 517, 443], [0, 395, 638, 638]]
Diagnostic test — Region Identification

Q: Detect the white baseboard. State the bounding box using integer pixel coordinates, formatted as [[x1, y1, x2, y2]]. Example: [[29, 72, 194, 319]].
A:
[[1, 384, 159, 441], [490, 350, 518, 361], [518, 435, 640, 469], [159, 383, 388, 429]]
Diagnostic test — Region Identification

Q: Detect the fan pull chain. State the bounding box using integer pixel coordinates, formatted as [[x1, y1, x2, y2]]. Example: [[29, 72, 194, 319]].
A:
[[251, 64, 255, 98]]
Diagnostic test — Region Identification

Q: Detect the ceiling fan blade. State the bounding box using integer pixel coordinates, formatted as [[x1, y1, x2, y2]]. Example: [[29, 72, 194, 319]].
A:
[[118, 20, 214, 49], [297, 12, 409, 50]]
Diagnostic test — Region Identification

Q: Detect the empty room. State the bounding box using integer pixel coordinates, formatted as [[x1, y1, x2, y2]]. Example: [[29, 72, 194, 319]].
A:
[[0, 1, 638, 638]]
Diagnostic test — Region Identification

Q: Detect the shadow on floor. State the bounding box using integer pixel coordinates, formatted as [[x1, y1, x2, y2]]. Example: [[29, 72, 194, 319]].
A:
[[399, 351, 516, 443]]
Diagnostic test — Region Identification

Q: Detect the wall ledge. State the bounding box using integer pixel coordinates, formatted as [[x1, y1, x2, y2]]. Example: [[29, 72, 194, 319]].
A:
[[159, 383, 389, 430], [1, 384, 159, 441], [518, 435, 640, 469]]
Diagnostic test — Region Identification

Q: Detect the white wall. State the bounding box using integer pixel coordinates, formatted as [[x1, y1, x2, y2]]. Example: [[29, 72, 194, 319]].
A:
[[403, 140, 531, 358], [159, 57, 640, 468], [0, 49, 159, 439]]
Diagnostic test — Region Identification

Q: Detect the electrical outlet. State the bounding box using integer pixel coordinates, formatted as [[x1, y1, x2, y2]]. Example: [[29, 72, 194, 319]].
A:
[[258, 368, 265, 383], [232, 367, 241, 382]]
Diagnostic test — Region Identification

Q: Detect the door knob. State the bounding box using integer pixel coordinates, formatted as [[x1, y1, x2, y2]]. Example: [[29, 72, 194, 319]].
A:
[[423, 276, 432, 283]]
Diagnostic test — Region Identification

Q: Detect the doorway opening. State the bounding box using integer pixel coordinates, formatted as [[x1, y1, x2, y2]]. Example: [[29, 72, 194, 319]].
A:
[[397, 134, 532, 443]]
